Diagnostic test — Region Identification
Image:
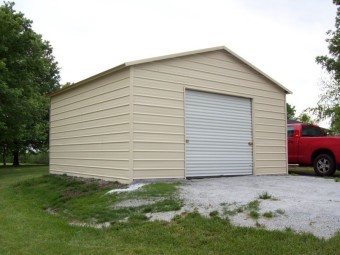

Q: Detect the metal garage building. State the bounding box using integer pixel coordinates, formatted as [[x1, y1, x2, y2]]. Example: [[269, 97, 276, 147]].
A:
[[49, 46, 291, 183]]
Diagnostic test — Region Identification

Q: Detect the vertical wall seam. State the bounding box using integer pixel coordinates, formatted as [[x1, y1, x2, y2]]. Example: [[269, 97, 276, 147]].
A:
[[252, 98, 256, 175], [128, 67, 135, 183], [183, 87, 187, 179], [49, 99, 52, 174], [284, 95, 288, 174]]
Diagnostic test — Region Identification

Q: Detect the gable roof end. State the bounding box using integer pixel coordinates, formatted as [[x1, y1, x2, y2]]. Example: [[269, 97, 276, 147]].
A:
[[48, 46, 292, 97]]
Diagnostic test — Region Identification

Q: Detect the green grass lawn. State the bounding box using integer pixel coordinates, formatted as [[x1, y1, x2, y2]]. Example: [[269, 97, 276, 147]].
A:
[[1, 165, 340, 254], [289, 166, 340, 178]]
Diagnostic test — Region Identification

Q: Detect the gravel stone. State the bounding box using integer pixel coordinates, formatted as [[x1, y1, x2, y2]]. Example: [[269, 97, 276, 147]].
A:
[[148, 175, 340, 239]]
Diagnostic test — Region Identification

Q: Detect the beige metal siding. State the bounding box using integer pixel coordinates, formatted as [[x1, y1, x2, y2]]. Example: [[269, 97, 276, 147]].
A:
[[50, 69, 131, 183], [132, 50, 287, 178], [132, 75, 185, 179]]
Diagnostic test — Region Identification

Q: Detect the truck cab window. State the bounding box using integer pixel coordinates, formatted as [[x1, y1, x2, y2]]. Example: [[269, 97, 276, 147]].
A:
[[287, 126, 295, 137], [301, 126, 325, 137]]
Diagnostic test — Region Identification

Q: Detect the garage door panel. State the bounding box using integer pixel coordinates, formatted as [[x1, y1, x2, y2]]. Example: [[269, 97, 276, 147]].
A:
[[188, 135, 252, 142], [185, 90, 253, 177], [187, 167, 251, 177]]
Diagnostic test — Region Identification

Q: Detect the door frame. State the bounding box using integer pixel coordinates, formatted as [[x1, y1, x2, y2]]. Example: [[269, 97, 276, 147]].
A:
[[183, 87, 254, 178]]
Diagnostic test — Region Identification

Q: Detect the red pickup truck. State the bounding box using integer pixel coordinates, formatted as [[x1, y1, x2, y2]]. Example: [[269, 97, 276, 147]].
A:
[[288, 123, 340, 176]]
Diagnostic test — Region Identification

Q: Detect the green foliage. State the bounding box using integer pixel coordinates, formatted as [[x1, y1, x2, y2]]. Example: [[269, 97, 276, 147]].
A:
[[236, 206, 244, 213], [287, 103, 296, 120], [0, 2, 60, 165], [316, 0, 340, 82], [258, 192, 272, 200], [121, 182, 182, 199], [310, 78, 340, 134], [128, 213, 149, 221], [314, 1, 340, 133], [61, 82, 74, 88], [298, 112, 315, 124], [246, 200, 260, 211], [223, 206, 238, 216], [246, 200, 261, 219], [249, 210, 260, 219], [222, 200, 261, 218], [209, 210, 219, 217], [20, 151, 49, 165], [287, 103, 315, 125], [263, 211, 274, 218]]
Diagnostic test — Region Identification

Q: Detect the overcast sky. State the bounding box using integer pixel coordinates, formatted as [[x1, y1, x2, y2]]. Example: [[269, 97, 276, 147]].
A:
[[14, 0, 337, 126]]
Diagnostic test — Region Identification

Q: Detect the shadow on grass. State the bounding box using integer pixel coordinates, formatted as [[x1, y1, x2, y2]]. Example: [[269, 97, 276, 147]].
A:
[[288, 167, 340, 178], [0, 165, 49, 184], [0, 163, 48, 167]]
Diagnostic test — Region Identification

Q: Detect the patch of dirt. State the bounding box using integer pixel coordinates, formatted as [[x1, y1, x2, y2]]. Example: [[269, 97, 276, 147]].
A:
[[146, 210, 180, 221], [55, 174, 126, 189], [69, 221, 111, 229], [106, 183, 146, 194], [46, 208, 58, 215], [63, 190, 88, 198], [114, 198, 164, 208]]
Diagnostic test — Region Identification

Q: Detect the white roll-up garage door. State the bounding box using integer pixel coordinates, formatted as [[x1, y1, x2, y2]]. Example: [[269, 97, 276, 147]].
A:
[[185, 90, 253, 177]]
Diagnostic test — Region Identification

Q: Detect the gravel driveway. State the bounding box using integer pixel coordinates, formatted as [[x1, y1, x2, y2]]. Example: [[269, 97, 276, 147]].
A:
[[148, 175, 340, 239]]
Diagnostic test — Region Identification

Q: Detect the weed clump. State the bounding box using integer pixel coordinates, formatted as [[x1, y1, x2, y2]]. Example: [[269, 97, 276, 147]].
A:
[[249, 210, 259, 219], [263, 211, 274, 218], [258, 192, 272, 200]]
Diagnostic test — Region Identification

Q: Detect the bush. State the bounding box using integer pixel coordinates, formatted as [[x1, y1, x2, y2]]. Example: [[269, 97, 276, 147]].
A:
[[20, 151, 49, 165]]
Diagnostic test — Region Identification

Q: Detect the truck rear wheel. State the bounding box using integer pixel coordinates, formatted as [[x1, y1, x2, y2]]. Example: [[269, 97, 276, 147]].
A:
[[313, 154, 336, 176]]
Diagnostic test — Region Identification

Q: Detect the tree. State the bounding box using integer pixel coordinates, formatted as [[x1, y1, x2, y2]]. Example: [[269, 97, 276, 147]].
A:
[[298, 113, 315, 124], [315, 0, 340, 133], [287, 103, 296, 120], [310, 76, 340, 132], [0, 2, 60, 166], [316, 0, 340, 82]]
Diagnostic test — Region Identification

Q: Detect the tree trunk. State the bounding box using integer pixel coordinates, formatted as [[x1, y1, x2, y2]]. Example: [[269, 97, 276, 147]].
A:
[[12, 150, 19, 166], [2, 145, 6, 167]]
